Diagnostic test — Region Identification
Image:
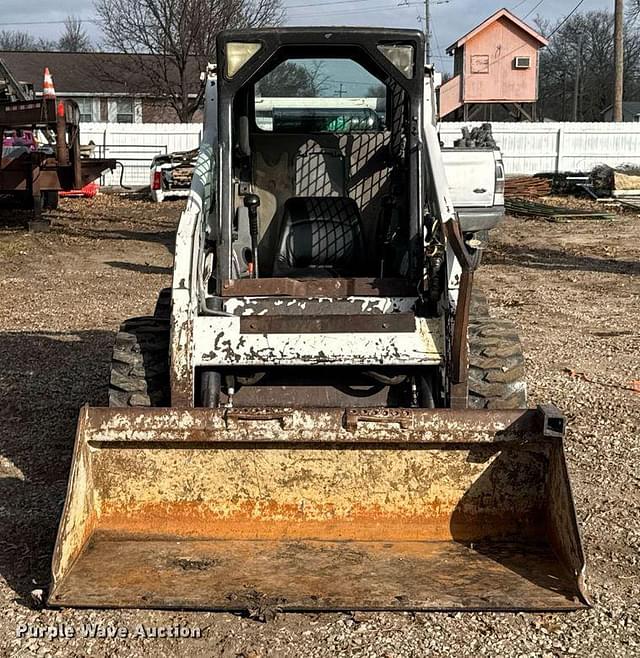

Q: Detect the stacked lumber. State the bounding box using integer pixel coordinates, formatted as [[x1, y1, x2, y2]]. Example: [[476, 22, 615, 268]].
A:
[[505, 197, 616, 221], [505, 176, 551, 197], [171, 166, 195, 186]]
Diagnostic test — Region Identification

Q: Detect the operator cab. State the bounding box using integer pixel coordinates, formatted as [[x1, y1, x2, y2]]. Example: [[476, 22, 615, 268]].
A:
[[210, 28, 427, 295]]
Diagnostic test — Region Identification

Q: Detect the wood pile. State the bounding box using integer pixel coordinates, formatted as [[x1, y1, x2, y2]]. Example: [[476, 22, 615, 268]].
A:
[[171, 165, 195, 186], [504, 176, 552, 197], [453, 123, 497, 148]]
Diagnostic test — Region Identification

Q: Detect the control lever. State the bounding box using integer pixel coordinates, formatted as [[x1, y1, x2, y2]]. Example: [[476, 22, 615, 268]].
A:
[[244, 194, 260, 278]]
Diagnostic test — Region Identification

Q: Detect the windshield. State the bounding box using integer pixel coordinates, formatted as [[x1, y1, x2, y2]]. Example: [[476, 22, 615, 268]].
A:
[[254, 58, 387, 133]]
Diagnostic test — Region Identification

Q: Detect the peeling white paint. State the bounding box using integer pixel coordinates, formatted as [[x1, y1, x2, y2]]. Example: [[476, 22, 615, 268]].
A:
[[193, 316, 444, 367]]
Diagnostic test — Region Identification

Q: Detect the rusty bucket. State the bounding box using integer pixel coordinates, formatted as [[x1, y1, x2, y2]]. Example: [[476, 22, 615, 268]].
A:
[[49, 405, 588, 611]]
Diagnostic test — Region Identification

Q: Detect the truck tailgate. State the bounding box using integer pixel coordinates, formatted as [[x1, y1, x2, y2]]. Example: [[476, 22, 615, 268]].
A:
[[442, 148, 495, 208]]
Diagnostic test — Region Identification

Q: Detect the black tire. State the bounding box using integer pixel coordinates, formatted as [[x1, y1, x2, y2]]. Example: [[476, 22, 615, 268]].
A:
[[109, 317, 170, 407], [467, 317, 527, 409], [470, 287, 490, 319], [42, 190, 59, 210], [154, 287, 172, 319]]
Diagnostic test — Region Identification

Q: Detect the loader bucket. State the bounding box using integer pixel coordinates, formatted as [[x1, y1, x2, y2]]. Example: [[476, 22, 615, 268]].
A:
[[49, 405, 588, 612]]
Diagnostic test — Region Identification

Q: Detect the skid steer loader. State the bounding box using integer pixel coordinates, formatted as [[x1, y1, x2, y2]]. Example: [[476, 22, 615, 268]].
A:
[[49, 28, 588, 612]]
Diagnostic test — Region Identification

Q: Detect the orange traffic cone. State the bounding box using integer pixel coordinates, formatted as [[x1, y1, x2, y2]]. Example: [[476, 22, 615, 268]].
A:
[[43, 67, 56, 99]]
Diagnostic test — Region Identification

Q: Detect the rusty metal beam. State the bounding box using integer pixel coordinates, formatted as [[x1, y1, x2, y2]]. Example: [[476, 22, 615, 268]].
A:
[[239, 313, 416, 334], [222, 277, 416, 298], [0, 155, 115, 193], [444, 219, 474, 409]]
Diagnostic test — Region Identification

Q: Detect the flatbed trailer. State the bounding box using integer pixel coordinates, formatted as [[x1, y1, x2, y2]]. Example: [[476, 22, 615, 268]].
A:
[[0, 97, 116, 230]]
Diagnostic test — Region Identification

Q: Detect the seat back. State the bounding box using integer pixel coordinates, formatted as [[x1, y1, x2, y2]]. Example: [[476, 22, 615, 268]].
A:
[[273, 197, 364, 276]]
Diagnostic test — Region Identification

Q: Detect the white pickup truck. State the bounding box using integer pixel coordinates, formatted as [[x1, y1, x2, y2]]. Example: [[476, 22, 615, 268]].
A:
[[442, 146, 505, 235]]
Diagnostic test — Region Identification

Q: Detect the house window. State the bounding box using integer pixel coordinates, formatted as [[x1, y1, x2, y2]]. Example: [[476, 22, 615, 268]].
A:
[[470, 55, 490, 74], [76, 97, 93, 122], [116, 98, 134, 123]]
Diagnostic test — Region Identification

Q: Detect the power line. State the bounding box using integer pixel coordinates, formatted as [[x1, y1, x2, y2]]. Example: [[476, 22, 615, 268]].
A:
[[288, 2, 421, 17], [547, 0, 587, 39], [523, 0, 544, 19], [288, 1, 421, 13], [429, 14, 446, 61], [286, 0, 380, 8]]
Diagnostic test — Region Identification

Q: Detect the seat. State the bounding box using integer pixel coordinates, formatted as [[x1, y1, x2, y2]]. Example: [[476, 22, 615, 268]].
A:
[[273, 197, 365, 277]]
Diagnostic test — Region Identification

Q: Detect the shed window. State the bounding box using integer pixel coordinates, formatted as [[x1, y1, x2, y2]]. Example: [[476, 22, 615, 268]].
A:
[[470, 55, 490, 74]]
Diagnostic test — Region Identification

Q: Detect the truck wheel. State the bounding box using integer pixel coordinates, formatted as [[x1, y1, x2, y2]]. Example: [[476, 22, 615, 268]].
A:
[[154, 287, 172, 319], [109, 317, 170, 407], [42, 190, 59, 210], [467, 317, 527, 409]]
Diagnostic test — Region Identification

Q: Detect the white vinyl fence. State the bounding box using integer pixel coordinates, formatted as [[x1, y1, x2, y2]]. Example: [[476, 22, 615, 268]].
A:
[[80, 120, 640, 186], [81, 122, 202, 187], [440, 122, 640, 175]]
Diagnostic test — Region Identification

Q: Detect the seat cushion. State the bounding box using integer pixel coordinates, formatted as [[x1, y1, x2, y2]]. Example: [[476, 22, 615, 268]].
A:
[[273, 197, 364, 277]]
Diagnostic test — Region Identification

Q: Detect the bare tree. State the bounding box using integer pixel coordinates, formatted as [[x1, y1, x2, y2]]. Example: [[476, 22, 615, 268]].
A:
[[95, 0, 285, 121], [257, 62, 323, 97], [535, 11, 640, 121], [0, 30, 56, 51], [58, 16, 92, 52]]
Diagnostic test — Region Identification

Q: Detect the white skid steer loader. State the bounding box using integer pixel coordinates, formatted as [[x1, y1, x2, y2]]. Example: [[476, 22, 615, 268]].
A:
[[49, 27, 588, 612]]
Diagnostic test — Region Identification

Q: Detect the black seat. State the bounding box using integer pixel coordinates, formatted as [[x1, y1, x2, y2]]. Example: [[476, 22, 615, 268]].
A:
[[273, 197, 365, 277]]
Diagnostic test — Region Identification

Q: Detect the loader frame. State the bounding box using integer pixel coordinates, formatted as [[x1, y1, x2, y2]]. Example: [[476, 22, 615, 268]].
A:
[[169, 29, 467, 408]]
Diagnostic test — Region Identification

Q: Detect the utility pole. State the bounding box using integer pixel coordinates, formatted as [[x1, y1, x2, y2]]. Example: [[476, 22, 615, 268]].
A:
[[573, 33, 583, 122], [425, 0, 430, 63], [335, 83, 346, 98], [613, 0, 624, 121]]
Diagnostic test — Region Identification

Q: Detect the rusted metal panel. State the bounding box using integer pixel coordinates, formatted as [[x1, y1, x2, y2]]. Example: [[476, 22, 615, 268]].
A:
[[239, 313, 416, 334], [0, 156, 115, 192], [0, 98, 56, 125], [221, 278, 416, 298], [78, 159, 116, 187], [228, 383, 395, 408], [49, 405, 588, 612]]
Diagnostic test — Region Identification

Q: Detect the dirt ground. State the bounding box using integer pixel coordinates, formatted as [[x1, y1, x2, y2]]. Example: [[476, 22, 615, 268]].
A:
[[0, 194, 638, 657]]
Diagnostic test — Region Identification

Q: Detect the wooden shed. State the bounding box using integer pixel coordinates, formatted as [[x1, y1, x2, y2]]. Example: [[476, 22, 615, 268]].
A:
[[439, 8, 548, 121]]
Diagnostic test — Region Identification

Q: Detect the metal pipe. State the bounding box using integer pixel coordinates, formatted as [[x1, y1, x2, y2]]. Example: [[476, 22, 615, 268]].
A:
[[55, 101, 69, 166]]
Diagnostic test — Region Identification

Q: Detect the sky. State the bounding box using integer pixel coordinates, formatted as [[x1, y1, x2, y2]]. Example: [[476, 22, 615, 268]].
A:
[[0, 0, 610, 90]]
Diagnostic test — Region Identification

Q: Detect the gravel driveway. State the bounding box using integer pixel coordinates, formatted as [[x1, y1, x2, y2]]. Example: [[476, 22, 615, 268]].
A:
[[0, 195, 638, 657]]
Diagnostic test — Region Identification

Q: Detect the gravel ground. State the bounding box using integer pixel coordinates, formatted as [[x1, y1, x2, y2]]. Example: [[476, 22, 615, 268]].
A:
[[0, 195, 638, 657]]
